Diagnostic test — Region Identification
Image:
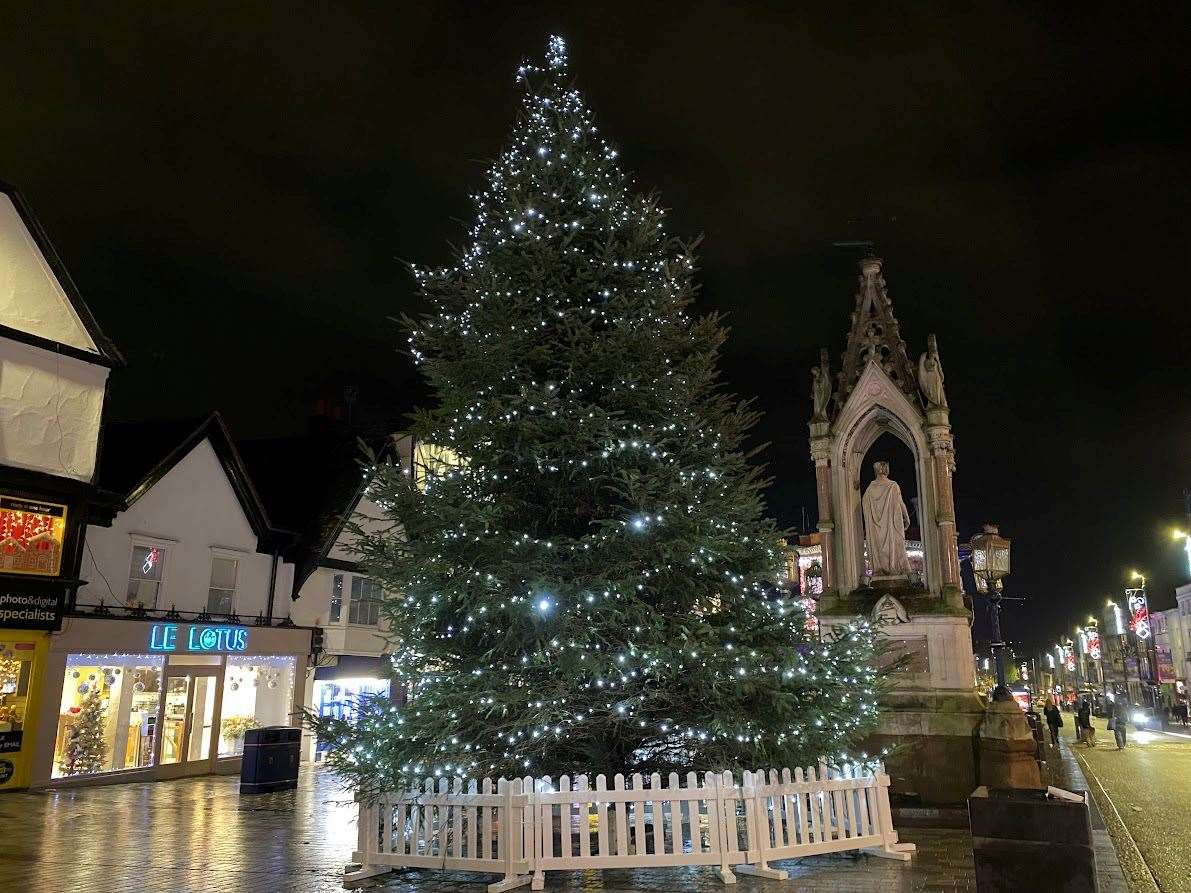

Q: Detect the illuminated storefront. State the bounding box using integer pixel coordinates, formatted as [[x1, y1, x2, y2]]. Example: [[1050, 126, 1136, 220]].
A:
[[28, 617, 310, 786], [0, 634, 47, 790], [310, 655, 392, 762]]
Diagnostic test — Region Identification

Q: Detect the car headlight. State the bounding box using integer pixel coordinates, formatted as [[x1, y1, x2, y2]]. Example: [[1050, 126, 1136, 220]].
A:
[[1132, 711, 1147, 724]]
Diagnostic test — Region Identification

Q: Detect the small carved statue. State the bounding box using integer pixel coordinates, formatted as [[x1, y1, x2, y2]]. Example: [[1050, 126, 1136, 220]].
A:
[[917, 334, 947, 408], [811, 348, 832, 419]]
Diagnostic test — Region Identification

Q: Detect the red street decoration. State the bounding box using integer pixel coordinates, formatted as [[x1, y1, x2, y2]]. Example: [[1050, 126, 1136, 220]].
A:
[[1127, 591, 1151, 640], [1063, 644, 1076, 673], [1085, 629, 1101, 661]]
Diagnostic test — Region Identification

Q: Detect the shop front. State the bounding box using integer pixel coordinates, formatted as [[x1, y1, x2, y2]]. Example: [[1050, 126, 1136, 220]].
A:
[[30, 616, 311, 787], [0, 632, 48, 790], [309, 654, 392, 763]]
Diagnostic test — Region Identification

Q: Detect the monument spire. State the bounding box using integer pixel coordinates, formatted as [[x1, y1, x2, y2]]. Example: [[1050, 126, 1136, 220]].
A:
[[836, 256, 917, 403]]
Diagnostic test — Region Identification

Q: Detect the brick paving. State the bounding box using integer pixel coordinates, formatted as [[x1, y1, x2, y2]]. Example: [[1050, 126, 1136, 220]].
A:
[[0, 769, 976, 892]]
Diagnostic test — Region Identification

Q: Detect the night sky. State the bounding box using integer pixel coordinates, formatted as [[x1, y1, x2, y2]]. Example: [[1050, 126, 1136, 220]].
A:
[[3, 4, 1189, 650]]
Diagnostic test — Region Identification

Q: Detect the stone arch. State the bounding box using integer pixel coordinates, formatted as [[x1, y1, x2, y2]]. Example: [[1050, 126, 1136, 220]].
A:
[[829, 361, 942, 596]]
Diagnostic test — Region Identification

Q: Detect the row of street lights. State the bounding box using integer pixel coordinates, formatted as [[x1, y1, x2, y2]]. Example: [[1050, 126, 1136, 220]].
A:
[[1043, 526, 1191, 709], [966, 525, 1190, 711]]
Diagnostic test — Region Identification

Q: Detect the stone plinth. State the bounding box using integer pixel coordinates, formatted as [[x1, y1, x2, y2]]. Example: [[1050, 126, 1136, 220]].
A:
[[977, 700, 1042, 790], [822, 586, 984, 807]]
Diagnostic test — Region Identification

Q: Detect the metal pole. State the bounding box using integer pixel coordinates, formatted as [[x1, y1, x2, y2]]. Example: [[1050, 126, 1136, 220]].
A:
[[990, 583, 1012, 701]]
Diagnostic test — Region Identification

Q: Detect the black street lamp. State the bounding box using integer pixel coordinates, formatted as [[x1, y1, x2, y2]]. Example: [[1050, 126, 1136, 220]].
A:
[[971, 523, 1012, 702]]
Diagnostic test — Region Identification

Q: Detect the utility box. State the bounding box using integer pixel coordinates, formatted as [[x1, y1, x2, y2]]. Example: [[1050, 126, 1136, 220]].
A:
[[969, 786, 1096, 892], [240, 726, 301, 794]]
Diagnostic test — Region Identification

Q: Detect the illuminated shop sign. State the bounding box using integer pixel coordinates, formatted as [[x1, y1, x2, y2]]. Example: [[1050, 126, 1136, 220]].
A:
[[149, 624, 248, 653], [0, 495, 67, 577]]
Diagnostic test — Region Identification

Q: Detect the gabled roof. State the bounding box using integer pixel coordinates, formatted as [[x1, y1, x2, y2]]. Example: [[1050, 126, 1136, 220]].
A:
[[239, 427, 401, 597], [0, 179, 123, 367], [98, 412, 295, 552]]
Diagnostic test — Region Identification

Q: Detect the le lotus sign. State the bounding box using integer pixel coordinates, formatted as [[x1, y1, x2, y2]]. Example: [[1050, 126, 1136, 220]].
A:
[[149, 623, 249, 653]]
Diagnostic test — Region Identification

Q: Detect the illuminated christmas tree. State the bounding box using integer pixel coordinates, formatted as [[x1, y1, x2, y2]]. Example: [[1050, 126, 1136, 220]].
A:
[[314, 37, 883, 794], [63, 690, 107, 775]]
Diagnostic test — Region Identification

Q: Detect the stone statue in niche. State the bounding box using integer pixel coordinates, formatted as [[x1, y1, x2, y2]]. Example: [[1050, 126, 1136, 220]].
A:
[[811, 348, 832, 420], [917, 334, 947, 408], [862, 460, 912, 578]]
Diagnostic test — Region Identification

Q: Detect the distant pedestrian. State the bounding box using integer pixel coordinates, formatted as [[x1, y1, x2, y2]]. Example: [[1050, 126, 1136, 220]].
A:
[[1077, 698, 1094, 746], [1110, 697, 1129, 749], [1179, 703, 1189, 726], [1044, 698, 1063, 746]]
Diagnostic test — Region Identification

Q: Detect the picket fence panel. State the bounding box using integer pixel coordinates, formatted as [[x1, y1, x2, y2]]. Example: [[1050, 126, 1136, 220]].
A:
[[345, 763, 914, 891]]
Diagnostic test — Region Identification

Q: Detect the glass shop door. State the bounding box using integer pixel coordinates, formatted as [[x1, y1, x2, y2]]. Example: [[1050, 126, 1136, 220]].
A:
[[155, 669, 220, 777]]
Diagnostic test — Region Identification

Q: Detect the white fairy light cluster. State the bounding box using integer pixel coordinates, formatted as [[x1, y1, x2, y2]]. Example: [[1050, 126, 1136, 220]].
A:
[[315, 37, 885, 793]]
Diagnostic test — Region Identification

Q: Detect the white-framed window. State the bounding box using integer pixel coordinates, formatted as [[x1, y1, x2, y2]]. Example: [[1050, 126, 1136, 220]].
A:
[[327, 573, 382, 625], [349, 577, 382, 625], [207, 552, 240, 614], [127, 539, 169, 609]]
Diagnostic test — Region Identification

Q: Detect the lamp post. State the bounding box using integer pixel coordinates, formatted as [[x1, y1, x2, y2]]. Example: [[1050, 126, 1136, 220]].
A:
[[970, 523, 1012, 702]]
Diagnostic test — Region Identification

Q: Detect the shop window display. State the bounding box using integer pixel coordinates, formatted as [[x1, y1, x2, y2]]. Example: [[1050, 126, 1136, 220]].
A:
[[218, 656, 295, 756], [0, 644, 32, 738], [313, 677, 389, 759], [53, 655, 163, 777]]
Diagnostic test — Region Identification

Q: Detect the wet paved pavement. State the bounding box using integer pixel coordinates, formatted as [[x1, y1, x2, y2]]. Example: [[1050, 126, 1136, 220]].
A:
[[0, 771, 360, 893], [0, 768, 978, 892], [1069, 715, 1191, 893]]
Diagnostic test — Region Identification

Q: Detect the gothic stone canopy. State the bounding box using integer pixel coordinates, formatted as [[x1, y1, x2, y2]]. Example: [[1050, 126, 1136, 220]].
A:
[[808, 256, 961, 603], [835, 256, 917, 407]]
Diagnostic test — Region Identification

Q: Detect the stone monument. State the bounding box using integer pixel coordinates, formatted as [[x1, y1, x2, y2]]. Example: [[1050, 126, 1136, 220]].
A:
[[810, 256, 984, 806]]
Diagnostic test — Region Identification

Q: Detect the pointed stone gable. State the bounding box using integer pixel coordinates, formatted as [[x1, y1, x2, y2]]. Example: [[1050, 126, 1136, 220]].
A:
[[0, 193, 99, 354], [835, 257, 917, 404]]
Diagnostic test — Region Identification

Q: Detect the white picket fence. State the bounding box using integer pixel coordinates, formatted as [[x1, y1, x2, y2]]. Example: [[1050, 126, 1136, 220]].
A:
[[346, 762, 914, 891]]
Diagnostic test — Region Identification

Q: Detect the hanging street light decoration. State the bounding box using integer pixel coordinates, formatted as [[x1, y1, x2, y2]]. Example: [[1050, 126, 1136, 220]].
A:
[[1126, 588, 1151, 640], [1084, 623, 1101, 661]]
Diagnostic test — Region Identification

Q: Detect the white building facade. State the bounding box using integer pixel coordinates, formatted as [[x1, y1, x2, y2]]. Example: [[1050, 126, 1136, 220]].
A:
[[291, 475, 398, 763], [27, 414, 314, 787], [0, 181, 123, 791]]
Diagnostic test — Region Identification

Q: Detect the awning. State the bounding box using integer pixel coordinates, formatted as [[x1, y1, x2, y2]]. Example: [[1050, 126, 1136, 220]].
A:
[[313, 654, 390, 681]]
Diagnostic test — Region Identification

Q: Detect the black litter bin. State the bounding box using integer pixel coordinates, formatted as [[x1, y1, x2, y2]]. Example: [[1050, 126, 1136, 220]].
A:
[[968, 786, 1096, 893], [240, 726, 301, 794]]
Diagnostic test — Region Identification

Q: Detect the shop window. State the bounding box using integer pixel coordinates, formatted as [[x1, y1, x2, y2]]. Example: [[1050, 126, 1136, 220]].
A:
[[312, 677, 390, 759], [0, 644, 33, 741], [53, 655, 164, 778], [218, 656, 296, 757], [329, 574, 344, 623], [349, 577, 382, 626], [127, 544, 166, 609], [207, 556, 239, 614]]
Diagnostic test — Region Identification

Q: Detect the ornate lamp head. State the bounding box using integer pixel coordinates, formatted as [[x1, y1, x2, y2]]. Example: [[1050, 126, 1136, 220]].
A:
[[970, 523, 1011, 594]]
